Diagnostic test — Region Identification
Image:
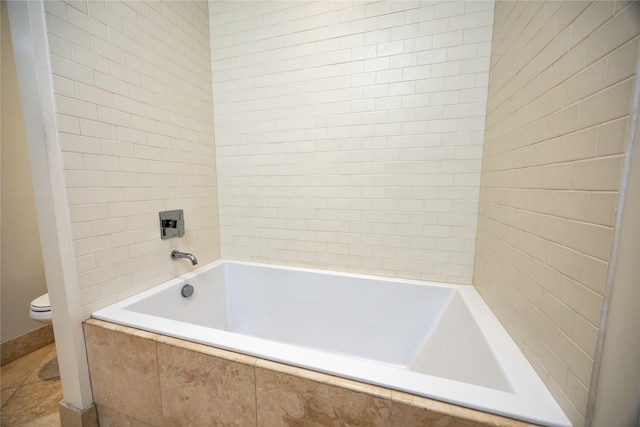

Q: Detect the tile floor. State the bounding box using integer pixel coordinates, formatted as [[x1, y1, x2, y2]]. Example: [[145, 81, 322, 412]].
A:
[[1, 343, 62, 426]]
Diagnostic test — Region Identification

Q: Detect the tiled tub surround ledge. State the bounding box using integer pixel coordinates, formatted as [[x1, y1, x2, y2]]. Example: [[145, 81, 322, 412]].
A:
[[89, 260, 570, 426], [84, 320, 534, 427]]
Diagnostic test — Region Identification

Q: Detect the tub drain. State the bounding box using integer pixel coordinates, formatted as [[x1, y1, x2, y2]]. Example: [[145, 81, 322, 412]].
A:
[[181, 284, 194, 298]]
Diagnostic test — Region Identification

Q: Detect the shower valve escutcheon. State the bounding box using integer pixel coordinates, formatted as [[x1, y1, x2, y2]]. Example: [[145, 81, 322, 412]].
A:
[[159, 209, 184, 239], [171, 250, 198, 266]]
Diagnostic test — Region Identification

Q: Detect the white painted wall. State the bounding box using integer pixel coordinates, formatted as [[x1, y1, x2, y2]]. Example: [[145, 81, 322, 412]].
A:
[[1, 0, 48, 343]]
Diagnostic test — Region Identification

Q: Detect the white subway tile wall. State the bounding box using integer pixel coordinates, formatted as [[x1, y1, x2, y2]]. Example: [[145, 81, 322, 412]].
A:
[[44, 1, 221, 317], [209, 1, 494, 283], [474, 2, 639, 426]]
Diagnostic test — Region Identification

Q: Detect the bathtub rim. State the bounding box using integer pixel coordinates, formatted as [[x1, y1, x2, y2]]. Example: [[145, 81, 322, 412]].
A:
[[91, 259, 571, 427]]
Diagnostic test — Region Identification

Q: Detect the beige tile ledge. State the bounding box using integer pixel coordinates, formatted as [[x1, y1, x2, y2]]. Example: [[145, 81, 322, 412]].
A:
[[256, 358, 393, 400], [84, 318, 161, 342], [156, 334, 259, 366], [391, 390, 536, 427]]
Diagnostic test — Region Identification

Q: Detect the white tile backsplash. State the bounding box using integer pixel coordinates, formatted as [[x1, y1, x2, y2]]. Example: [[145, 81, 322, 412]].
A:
[[44, 1, 220, 317], [209, 1, 493, 283]]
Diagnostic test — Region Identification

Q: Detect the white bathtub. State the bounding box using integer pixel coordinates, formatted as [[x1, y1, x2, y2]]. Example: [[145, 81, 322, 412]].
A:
[[92, 260, 571, 427]]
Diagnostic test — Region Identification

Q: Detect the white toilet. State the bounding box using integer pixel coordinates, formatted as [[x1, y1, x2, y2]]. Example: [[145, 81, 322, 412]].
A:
[[30, 293, 52, 324]]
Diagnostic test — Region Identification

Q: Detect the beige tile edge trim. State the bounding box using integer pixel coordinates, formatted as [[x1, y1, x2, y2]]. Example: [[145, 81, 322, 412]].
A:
[[390, 390, 534, 426], [255, 358, 393, 400], [84, 318, 161, 342], [156, 335, 259, 367]]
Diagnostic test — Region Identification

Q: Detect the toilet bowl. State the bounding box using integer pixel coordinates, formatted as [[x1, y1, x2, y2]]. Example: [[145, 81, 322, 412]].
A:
[[30, 293, 52, 324]]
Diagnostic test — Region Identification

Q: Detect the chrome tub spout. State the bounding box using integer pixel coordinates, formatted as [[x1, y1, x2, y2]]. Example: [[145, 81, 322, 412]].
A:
[[171, 250, 198, 265]]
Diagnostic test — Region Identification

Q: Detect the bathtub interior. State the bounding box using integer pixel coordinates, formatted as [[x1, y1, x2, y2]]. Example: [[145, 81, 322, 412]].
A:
[[410, 292, 513, 392], [228, 263, 452, 367], [122, 261, 511, 391], [125, 260, 229, 329]]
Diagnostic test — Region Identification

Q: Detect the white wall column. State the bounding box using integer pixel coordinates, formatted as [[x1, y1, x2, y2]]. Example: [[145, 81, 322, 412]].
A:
[[6, 0, 93, 410]]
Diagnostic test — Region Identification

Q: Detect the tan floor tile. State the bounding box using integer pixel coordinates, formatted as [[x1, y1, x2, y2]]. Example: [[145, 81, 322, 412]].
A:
[[24, 345, 59, 385], [1, 387, 18, 406], [0, 345, 53, 390], [0, 380, 63, 426], [13, 411, 60, 427]]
